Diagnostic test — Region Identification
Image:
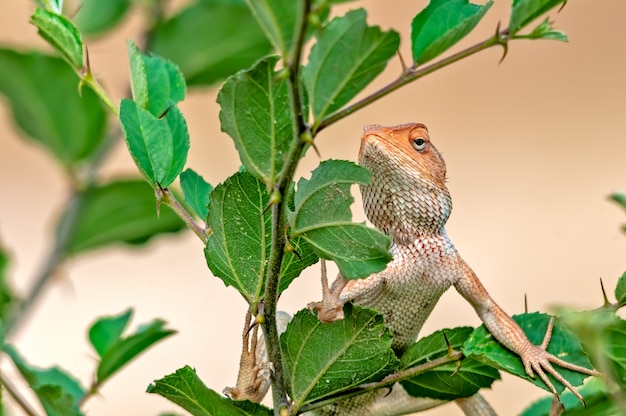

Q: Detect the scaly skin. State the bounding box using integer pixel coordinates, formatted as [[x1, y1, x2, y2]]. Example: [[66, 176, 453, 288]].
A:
[[310, 123, 598, 415]]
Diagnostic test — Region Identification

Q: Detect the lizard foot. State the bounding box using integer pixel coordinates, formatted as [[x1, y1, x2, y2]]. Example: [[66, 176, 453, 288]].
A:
[[307, 259, 347, 323], [519, 317, 600, 404]]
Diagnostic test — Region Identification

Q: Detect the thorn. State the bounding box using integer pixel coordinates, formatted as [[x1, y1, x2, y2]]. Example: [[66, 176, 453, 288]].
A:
[[494, 21, 509, 64], [524, 294, 528, 313], [381, 386, 393, 398], [244, 319, 259, 337], [158, 105, 172, 119], [284, 226, 303, 261], [600, 278, 611, 307], [244, 303, 265, 337], [262, 190, 280, 215], [498, 42, 509, 64], [558, 0, 567, 13], [302, 130, 321, 158], [311, 142, 322, 159], [397, 50, 409, 73], [451, 360, 462, 377], [244, 310, 264, 337], [442, 331, 454, 355]]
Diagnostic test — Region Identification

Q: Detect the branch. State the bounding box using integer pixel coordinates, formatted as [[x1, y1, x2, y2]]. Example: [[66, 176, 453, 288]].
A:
[[314, 28, 510, 134], [261, 1, 312, 414], [298, 350, 464, 414]]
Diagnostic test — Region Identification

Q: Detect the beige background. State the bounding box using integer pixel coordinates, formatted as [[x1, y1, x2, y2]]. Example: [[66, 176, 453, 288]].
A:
[[1, 1, 625, 415]]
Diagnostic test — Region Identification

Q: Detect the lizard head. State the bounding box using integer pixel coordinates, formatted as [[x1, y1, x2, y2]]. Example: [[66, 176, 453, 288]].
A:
[[358, 123, 452, 243]]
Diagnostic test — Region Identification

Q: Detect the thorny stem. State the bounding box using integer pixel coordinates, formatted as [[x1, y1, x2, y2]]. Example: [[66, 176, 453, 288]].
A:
[[0, 372, 41, 416], [262, 1, 311, 414], [298, 350, 464, 414], [314, 29, 509, 134]]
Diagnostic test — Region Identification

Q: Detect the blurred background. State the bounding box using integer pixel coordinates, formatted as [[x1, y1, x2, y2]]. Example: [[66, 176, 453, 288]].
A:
[[0, 0, 625, 415]]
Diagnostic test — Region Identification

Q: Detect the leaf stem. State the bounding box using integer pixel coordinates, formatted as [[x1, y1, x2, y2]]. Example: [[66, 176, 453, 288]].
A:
[[298, 350, 464, 414], [261, 1, 312, 414], [159, 187, 208, 244], [0, 371, 42, 416], [314, 29, 509, 134]]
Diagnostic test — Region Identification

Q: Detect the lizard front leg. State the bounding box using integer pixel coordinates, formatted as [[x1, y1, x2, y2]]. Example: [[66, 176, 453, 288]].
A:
[[453, 257, 600, 403]]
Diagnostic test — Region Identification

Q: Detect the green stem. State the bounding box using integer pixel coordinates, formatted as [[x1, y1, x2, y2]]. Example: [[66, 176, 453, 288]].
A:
[[314, 29, 509, 134], [160, 187, 208, 244], [298, 350, 463, 414], [81, 72, 119, 117], [0, 371, 42, 416], [261, 1, 311, 414]]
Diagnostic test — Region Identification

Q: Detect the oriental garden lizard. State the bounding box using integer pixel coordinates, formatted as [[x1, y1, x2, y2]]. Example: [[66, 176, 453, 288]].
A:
[[306, 123, 599, 415]]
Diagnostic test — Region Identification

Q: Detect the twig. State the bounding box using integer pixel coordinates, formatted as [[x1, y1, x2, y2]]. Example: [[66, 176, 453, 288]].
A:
[[314, 29, 510, 134], [298, 350, 464, 414], [0, 372, 41, 416]]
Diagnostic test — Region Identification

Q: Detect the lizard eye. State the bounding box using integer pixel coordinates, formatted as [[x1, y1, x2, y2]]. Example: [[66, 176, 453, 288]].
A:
[[412, 137, 427, 152]]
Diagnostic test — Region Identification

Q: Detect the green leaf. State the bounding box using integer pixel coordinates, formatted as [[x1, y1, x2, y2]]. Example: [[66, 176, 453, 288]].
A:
[[610, 193, 626, 212], [127, 41, 187, 117], [88, 309, 133, 358], [289, 160, 391, 279], [303, 9, 400, 126], [119, 99, 189, 187], [151, 1, 273, 86], [464, 312, 594, 394], [217, 56, 294, 184], [0, 49, 107, 167], [616, 271, 626, 306], [515, 17, 567, 41], [411, 0, 493, 65], [509, 0, 566, 34], [63, 179, 186, 256], [180, 169, 213, 220], [30, 8, 83, 70], [0, 242, 15, 322], [75, 0, 132, 36], [520, 377, 619, 416], [147, 366, 272, 416], [400, 327, 500, 400], [245, 0, 303, 58], [4, 344, 85, 416], [205, 171, 317, 302], [281, 304, 399, 410], [93, 311, 175, 384]]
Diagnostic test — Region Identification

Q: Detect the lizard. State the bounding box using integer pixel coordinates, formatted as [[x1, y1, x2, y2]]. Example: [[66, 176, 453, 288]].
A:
[[306, 122, 599, 415]]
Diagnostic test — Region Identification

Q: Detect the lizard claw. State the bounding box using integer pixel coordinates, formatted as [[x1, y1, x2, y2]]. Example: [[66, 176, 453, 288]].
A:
[[519, 317, 600, 404]]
